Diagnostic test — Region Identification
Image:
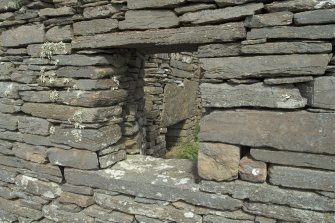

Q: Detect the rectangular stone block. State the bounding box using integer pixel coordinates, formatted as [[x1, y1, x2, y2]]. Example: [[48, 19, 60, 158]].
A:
[[1, 24, 45, 47], [244, 11, 293, 28], [264, 0, 322, 12], [294, 8, 335, 25], [200, 83, 306, 109], [72, 23, 246, 49], [197, 43, 241, 58], [99, 150, 127, 168], [200, 110, 335, 154], [12, 143, 48, 164], [127, 0, 186, 9], [0, 197, 43, 220], [201, 54, 330, 79], [74, 19, 118, 35], [0, 113, 18, 131], [56, 66, 116, 79], [18, 116, 50, 136], [59, 191, 94, 207], [269, 165, 335, 192]]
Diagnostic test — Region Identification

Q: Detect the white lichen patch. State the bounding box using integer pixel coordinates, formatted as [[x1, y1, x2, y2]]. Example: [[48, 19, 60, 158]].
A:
[[49, 126, 56, 135], [175, 178, 190, 185], [49, 90, 59, 102], [71, 129, 82, 142], [40, 41, 66, 59], [252, 168, 260, 176], [315, 0, 335, 8], [104, 169, 125, 179], [184, 211, 194, 218]]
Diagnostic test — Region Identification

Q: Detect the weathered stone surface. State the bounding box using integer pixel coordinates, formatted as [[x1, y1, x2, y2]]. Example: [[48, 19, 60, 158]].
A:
[[18, 116, 50, 136], [120, 10, 179, 30], [197, 43, 241, 58], [0, 113, 18, 131], [201, 54, 330, 79], [99, 150, 127, 168], [160, 80, 198, 127], [215, 0, 260, 7], [39, 6, 75, 17], [175, 3, 216, 15], [180, 3, 263, 25], [247, 25, 335, 40], [46, 25, 73, 42], [200, 110, 335, 154], [245, 11, 293, 28], [299, 76, 335, 110], [59, 191, 94, 207], [244, 202, 335, 223], [242, 41, 332, 55], [295, 8, 335, 25], [12, 143, 48, 164], [264, 76, 314, 85], [27, 43, 71, 57], [0, 82, 21, 99], [56, 66, 119, 79], [83, 5, 118, 19], [204, 215, 253, 223], [84, 205, 134, 223], [251, 148, 335, 171], [0, 62, 14, 80], [0, 98, 22, 114], [50, 125, 121, 151], [74, 19, 118, 35], [198, 143, 240, 181], [0, 166, 17, 183], [0, 197, 43, 220], [94, 193, 202, 223], [65, 156, 242, 211], [239, 155, 266, 183], [1, 24, 45, 47], [54, 54, 126, 66], [269, 165, 335, 192], [201, 83, 306, 108], [42, 203, 94, 223], [128, 0, 185, 9], [201, 180, 335, 211], [62, 183, 93, 196], [0, 209, 17, 223], [0, 139, 12, 155], [15, 175, 61, 199], [22, 103, 121, 123], [47, 148, 99, 170], [72, 23, 246, 49], [265, 0, 321, 12]]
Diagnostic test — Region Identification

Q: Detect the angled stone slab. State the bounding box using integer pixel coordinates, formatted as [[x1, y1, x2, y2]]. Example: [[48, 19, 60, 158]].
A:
[[197, 43, 241, 58], [264, 0, 322, 12], [215, 0, 260, 7], [0, 197, 43, 220], [0, 113, 18, 131], [1, 24, 45, 47], [264, 76, 314, 85], [251, 148, 335, 171], [200, 82, 306, 109], [74, 19, 118, 36], [244, 11, 293, 28], [247, 25, 335, 40], [294, 8, 335, 25], [243, 202, 335, 223], [269, 165, 335, 192], [200, 110, 335, 154], [128, 0, 186, 9], [201, 54, 330, 79], [200, 180, 335, 211], [180, 3, 263, 25], [72, 23, 246, 49]]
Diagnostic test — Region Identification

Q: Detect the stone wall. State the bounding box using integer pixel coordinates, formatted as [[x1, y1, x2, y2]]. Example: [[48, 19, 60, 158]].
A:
[[143, 53, 201, 156], [0, 0, 335, 222]]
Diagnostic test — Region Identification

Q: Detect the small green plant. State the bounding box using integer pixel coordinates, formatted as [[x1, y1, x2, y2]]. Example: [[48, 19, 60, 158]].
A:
[[40, 42, 66, 59], [165, 141, 199, 160]]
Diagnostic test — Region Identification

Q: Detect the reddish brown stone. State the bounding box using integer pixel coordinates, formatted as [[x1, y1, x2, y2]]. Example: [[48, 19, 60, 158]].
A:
[[239, 155, 267, 183], [59, 191, 94, 207]]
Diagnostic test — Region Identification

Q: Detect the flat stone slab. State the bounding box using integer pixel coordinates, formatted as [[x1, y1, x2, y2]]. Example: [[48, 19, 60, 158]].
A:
[[264, 76, 314, 85], [72, 23, 246, 49], [269, 165, 335, 192], [128, 0, 186, 9], [201, 54, 330, 79], [244, 11, 293, 28], [1, 24, 45, 47], [200, 110, 335, 154], [294, 8, 335, 25], [201, 82, 306, 109], [251, 148, 335, 171]]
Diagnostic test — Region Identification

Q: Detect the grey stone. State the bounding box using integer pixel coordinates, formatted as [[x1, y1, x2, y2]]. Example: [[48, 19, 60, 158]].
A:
[[204, 215, 253, 223], [0, 82, 21, 99], [12, 143, 48, 164], [120, 10, 179, 30], [0, 130, 23, 142], [72, 23, 246, 49], [247, 25, 335, 40], [42, 203, 94, 223], [99, 150, 127, 168], [251, 148, 335, 171], [47, 148, 99, 170], [265, 0, 331, 12], [50, 125, 122, 151], [0, 139, 13, 155], [59, 191, 94, 207], [84, 205, 134, 223], [244, 202, 335, 223], [245, 11, 293, 28], [160, 80, 198, 127], [299, 76, 335, 110], [46, 25, 73, 42], [200, 83, 306, 109], [39, 6, 75, 17], [61, 184, 93, 196], [94, 193, 202, 223], [215, 0, 260, 7], [11, 71, 38, 84], [0, 197, 43, 220], [83, 5, 118, 19], [53, 54, 126, 66], [18, 116, 50, 136], [200, 110, 335, 154], [27, 43, 71, 57], [295, 8, 335, 25], [128, 0, 186, 9], [197, 43, 241, 58], [269, 165, 335, 192], [0, 62, 14, 80], [201, 54, 330, 79], [22, 103, 121, 123], [0, 113, 18, 131], [73, 19, 118, 35], [239, 155, 267, 183], [0, 166, 17, 183], [135, 215, 165, 223], [180, 3, 263, 25], [241, 41, 332, 54], [1, 24, 45, 47], [175, 3, 216, 15], [264, 76, 314, 85], [56, 66, 119, 79], [200, 180, 335, 212], [198, 143, 240, 181], [0, 209, 17, 222]]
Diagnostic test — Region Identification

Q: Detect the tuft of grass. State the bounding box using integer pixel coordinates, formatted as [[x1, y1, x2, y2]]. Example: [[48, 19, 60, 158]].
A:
[[165, 141, 199, 160]]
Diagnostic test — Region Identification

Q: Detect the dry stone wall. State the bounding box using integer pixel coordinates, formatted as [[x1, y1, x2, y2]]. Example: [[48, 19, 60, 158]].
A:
[[0, 0, 335, 222]]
